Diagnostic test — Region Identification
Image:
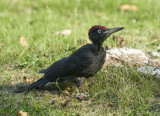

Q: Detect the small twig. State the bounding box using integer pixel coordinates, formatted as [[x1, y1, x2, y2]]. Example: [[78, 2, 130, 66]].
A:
[[55, 78, 63, 93]]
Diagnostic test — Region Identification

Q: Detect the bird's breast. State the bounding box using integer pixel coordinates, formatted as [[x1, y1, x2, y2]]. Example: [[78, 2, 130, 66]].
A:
[[83, 50, 106, 77]]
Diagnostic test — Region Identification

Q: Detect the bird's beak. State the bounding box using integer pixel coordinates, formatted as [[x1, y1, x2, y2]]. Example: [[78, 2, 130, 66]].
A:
[[105, 27, 124, 34]]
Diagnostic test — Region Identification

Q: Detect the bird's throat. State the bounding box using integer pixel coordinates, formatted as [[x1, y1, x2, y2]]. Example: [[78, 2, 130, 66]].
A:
[[93, 43, 103, 53]]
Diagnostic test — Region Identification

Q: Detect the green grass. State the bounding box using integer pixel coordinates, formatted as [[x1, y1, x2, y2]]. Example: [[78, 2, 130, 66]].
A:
[[0, 0, 160, 115]]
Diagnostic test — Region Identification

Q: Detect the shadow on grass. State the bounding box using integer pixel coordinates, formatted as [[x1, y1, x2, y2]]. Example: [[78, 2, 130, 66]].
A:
[[0, 82, 77, 115], [0, 82, 67, 95]]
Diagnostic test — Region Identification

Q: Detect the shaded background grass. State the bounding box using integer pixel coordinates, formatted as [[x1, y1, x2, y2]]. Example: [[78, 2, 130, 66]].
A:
[[0, 0, 160, 115]]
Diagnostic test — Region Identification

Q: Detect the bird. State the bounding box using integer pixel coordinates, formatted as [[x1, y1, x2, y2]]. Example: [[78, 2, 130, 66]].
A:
[[19, 25, 124, 93]]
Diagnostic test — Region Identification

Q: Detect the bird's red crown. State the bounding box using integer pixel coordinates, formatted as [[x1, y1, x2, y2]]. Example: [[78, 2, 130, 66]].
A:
[[88, 25, 107, 36]]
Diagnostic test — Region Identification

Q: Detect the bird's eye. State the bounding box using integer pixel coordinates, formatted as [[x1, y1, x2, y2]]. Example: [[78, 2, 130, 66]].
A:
[[97, 29, 101, 33]]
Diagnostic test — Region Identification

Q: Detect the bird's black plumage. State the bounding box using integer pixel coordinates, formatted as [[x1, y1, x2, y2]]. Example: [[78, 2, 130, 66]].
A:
[[21, 25, 124, 92]]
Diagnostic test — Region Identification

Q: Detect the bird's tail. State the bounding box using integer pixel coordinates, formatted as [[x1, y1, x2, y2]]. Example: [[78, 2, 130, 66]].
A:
[[25, 77, 48, 91], [15, 77, 49, 93]]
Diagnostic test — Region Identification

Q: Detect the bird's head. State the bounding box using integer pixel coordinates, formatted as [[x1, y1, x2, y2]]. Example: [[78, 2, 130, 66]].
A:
[[88, 25, 124, 45]]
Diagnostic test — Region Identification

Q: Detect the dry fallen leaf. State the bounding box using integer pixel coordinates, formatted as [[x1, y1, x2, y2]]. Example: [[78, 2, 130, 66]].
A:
[[24, 76, 34, 83], [66, 87, 72, 91], [120, 4, 138, 11], [18, 111, 29, 116], [19, 36, 29, 48], [0, 43, 3, 47], [54, 29, 71, 35], [63, 90, 70, 95]]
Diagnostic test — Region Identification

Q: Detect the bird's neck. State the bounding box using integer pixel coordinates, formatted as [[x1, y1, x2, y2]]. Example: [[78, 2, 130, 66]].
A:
[[93, 43, 103, 52]]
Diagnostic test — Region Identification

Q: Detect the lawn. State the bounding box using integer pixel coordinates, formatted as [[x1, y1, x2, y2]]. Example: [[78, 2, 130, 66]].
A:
[[0, 0, 160, 115]]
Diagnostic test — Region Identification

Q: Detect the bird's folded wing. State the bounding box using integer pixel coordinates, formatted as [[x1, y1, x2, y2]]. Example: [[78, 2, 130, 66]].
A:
[[42, 55, 92, 81], [41, 57, 78, 81]]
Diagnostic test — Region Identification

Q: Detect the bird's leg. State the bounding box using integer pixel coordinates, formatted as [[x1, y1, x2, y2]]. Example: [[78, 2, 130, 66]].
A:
[[74, 77, 89, 99], [74, 77, 86, 93]]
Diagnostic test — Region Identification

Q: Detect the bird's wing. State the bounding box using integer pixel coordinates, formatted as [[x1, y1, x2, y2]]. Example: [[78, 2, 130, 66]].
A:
[[38, 57, 66, 74], [41, 57, 76, 81], [41, 44, 95, 81], [43, 53, 93, 81]]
